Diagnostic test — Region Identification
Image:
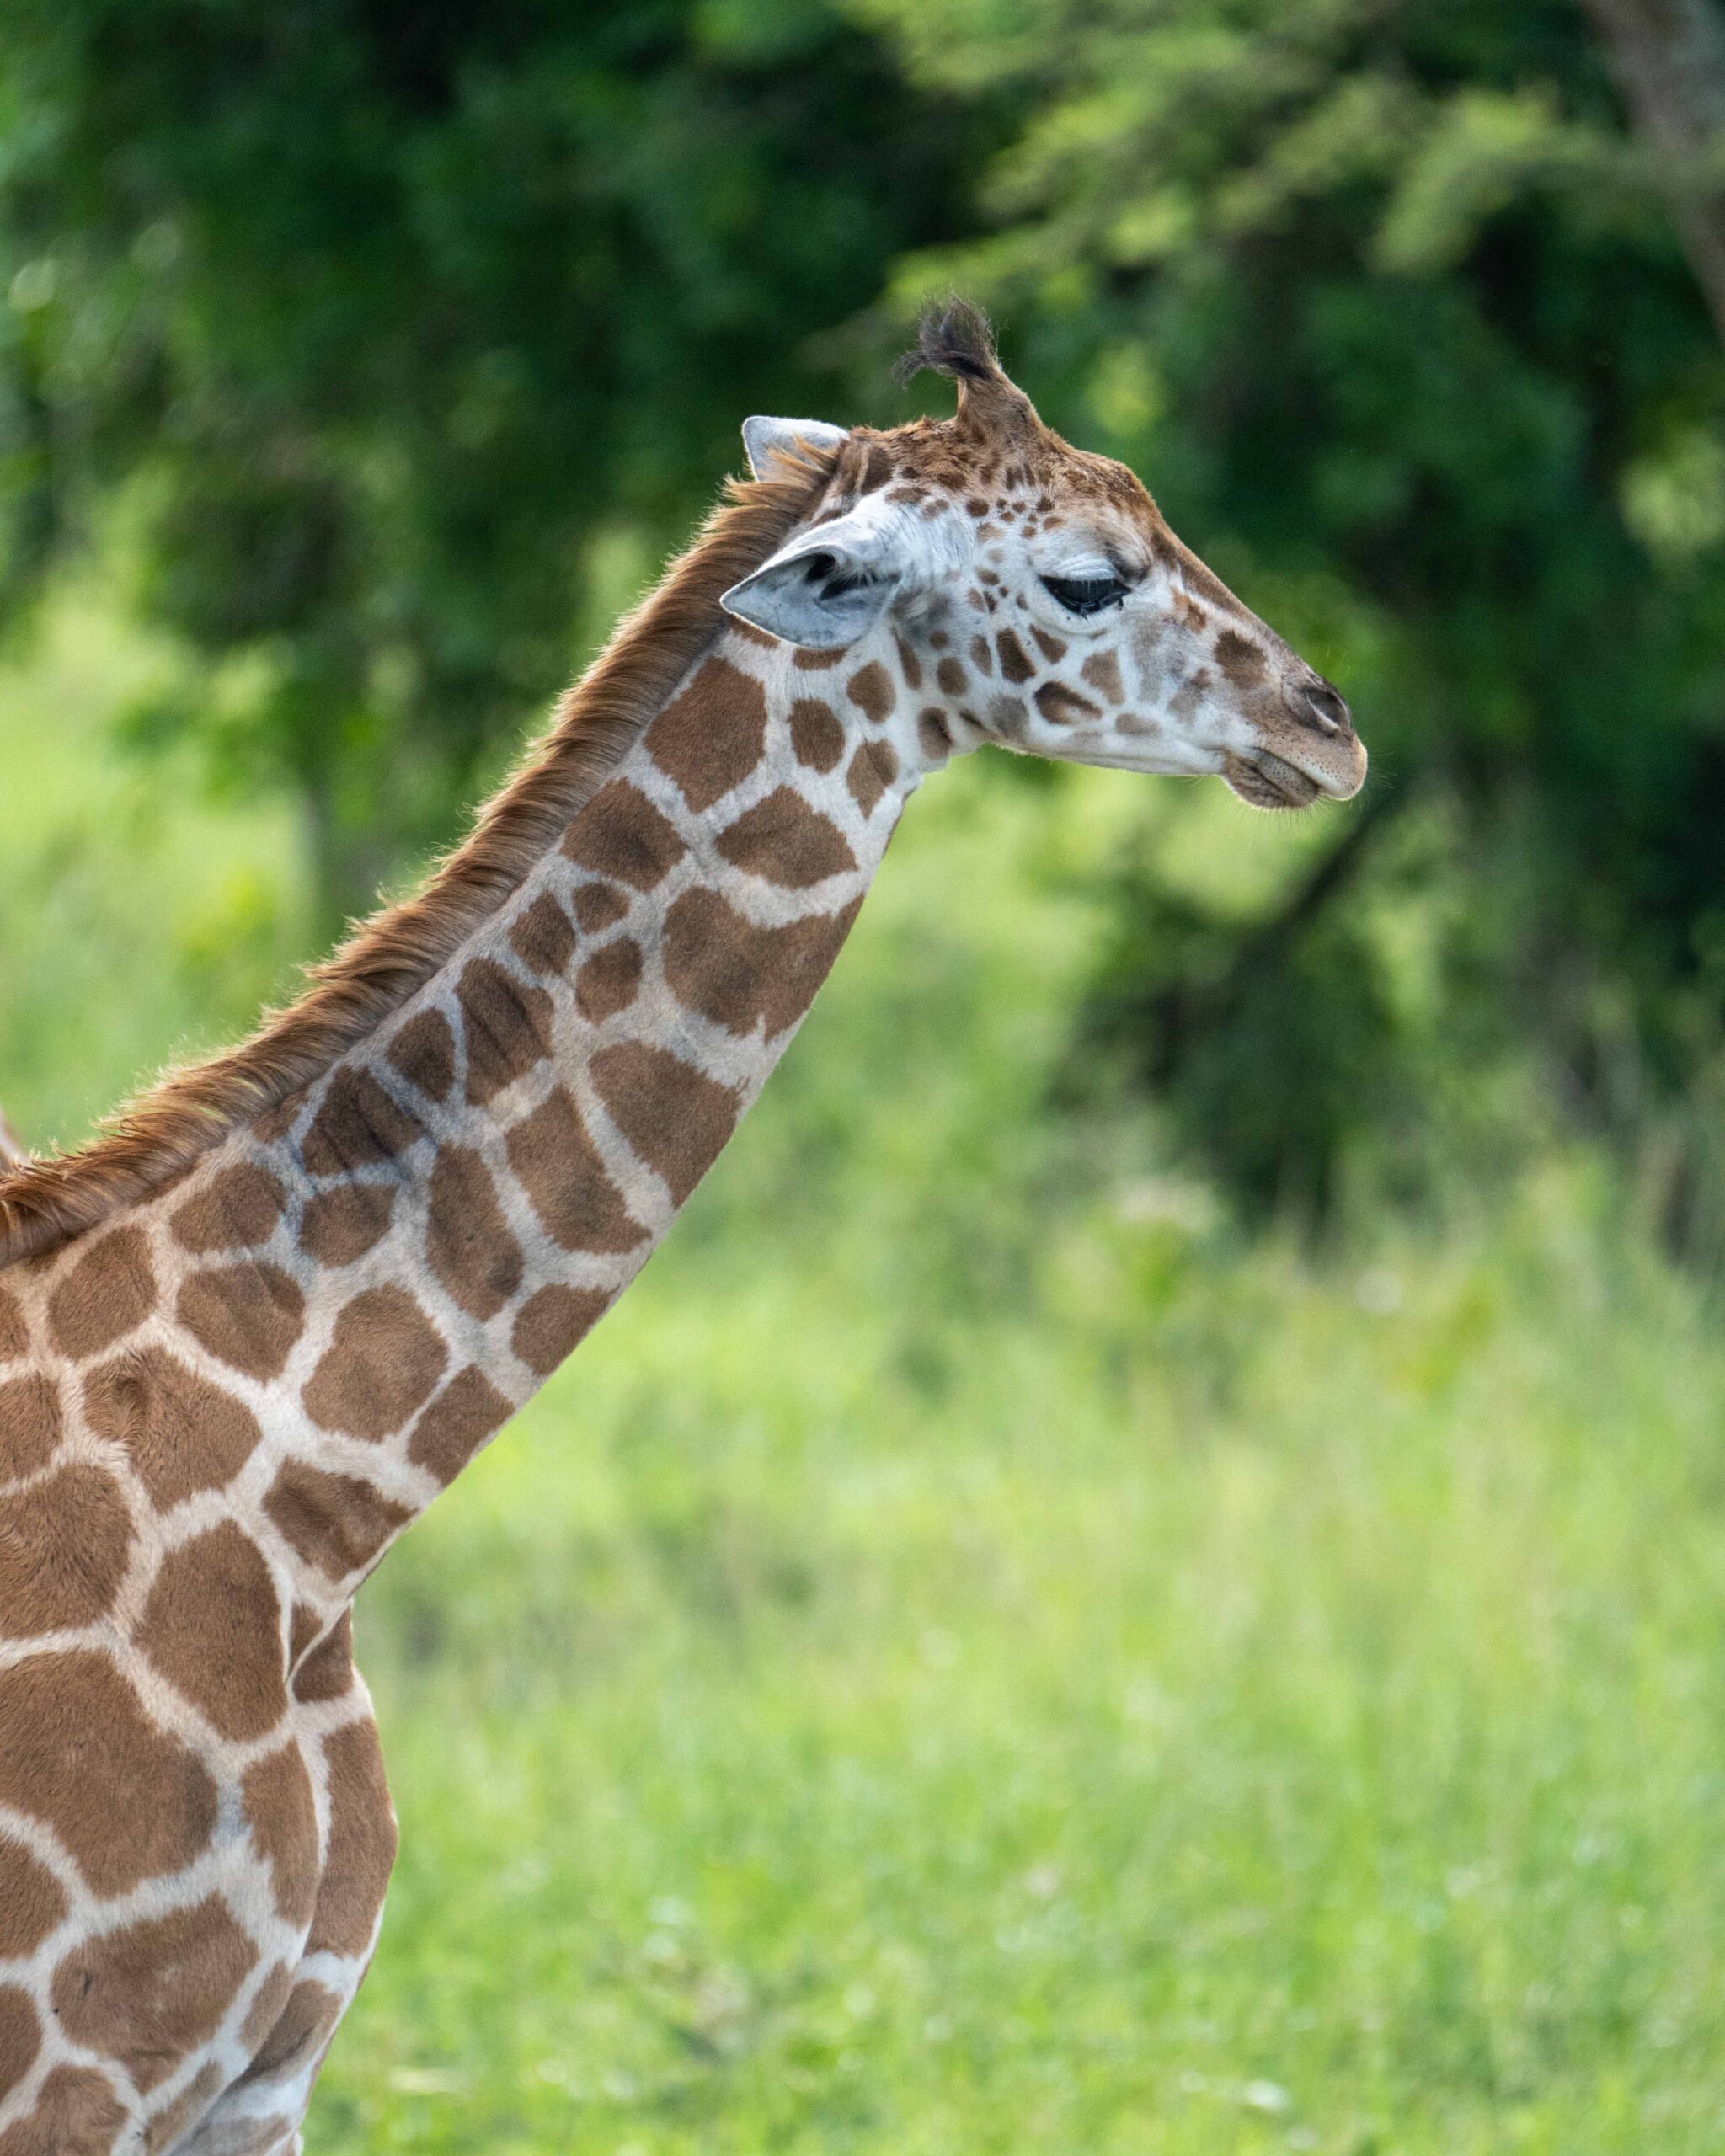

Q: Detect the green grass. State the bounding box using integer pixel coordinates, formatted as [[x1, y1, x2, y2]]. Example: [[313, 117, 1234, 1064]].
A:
[[7, 604, 1725, 2152]]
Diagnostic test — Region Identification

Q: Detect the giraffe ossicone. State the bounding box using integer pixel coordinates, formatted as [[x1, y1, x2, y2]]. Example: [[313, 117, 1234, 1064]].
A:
[[0, 302, 1365, 2153]]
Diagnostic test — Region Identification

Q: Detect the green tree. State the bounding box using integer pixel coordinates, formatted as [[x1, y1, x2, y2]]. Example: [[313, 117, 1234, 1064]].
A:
[[862, 0, 1725, 1234], [0, 0, 988, 922]]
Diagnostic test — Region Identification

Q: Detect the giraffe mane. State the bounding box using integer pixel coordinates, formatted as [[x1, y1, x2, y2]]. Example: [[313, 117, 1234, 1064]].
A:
[[0, 449, 836, 1271]]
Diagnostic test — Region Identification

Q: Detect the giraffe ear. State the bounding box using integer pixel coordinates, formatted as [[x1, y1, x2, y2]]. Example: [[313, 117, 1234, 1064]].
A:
[[742, 416, 848, 480], [720, 509, 901, 651]]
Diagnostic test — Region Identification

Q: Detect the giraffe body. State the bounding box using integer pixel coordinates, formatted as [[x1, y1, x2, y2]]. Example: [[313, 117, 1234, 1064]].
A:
[[0, 311, 1364, 2152]]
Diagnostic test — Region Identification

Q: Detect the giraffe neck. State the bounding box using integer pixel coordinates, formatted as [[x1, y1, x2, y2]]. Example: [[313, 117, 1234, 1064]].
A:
[[24, 620, 927, 1643]]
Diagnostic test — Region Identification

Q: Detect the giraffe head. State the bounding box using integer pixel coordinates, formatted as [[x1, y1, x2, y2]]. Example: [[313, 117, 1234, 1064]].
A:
[[724, 304, 1365, 809]]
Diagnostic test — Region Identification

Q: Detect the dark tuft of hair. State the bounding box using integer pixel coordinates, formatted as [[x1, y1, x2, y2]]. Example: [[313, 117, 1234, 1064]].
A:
[[894, 297, 1003, 387]]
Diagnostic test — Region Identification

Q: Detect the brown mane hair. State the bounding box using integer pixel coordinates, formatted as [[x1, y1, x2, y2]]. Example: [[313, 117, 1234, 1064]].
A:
[[0, 451, 834, 1270]]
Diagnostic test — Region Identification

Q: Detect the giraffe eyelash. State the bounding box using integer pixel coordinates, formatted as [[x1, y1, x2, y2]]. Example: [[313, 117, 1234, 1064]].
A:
[[1039, 572, 1130, 616]]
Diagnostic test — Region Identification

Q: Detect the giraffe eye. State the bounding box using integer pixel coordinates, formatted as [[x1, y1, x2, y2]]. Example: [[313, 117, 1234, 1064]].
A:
[[1040, 572, 1130, 617]]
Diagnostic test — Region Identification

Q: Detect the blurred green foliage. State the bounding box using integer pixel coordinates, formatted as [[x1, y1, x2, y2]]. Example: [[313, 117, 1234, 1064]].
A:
[[858, 0, 1725, 1234], [0, 0, 1722, 1224], [0, 0, 988, 911]]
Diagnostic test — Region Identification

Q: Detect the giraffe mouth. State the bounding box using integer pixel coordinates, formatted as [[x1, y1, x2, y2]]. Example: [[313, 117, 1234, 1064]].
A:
[[1223, 750, 1322, 811]]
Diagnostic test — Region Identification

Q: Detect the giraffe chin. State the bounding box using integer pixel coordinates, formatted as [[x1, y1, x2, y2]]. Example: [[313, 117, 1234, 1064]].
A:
[[1223, 750, 1323, 811]]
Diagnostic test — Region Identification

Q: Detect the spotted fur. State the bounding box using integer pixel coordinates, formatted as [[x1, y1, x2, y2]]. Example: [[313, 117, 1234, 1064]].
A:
[[0, 314, 1363, 2152]]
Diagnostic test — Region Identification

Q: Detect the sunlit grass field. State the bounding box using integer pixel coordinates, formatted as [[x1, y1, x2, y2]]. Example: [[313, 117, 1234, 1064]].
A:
[[6, 605, 1725, 2153]]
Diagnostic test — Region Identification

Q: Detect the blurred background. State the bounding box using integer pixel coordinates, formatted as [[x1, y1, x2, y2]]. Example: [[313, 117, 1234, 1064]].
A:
[[3, 0, 1725, 2147]]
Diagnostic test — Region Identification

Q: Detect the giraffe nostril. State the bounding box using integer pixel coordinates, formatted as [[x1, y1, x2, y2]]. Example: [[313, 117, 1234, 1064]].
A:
[[1287, 676, 1353, 739]]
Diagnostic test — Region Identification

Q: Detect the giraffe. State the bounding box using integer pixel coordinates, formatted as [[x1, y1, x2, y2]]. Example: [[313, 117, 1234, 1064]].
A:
[[0, 304, 1364, 2154]]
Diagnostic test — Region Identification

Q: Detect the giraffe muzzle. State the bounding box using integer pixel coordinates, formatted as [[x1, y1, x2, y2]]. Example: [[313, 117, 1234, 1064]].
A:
[[1233, 673, 1368, 806]]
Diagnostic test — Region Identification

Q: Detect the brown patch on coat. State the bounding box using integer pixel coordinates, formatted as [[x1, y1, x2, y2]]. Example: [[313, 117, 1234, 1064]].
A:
[[302, 1286, 448, 1442], [178, 1262, 307, 1380], [793, 646, 846, 670], [0, 2065, 128, 2156], [307, 1719, 398, 1957], [716, 789, 857, 889], [1081, 650, 1124, 703], [893, 633, 924, 690], [590, 1043, 740, 1206], [137, 1522, 287, 1742], [457, 959, 555, 1107], [0, 1988, 38, 2104], [648, 656, 768, 812], [1030, 628, 1068, 664], [788, 698, 845, 773], [1214, 628, 1266, 686], [170, 1164, 286, 1255], [846, 663, 895, 725], [509, 893, 577, 979], [511, 1286, 613, 1376], [286, 1604, 318, 1664], [387, 1008, 457, 1104], [573, 882, 628, 934], [0, 1374, 61, 1482], [0, 1650, 216, 1896], [858, 441, 895, 494], [286, 1600, 320, 1667], [576, 937, 644, 1024], [427, 1147, 523, 1321], [563, 781, 686, 892], [0, 1291, 24, 1361], [46, 1226, 157, 1361], [291, 1609, 355, 1702], [0, 1465, 133, 1638], [84, 1348, 260, 1508], [238, 1978, 342, 2086], [847, 742, 898, 817], [936, 658, 969, 698], [264, 1460, 412, 1584], [1035, 681, 1103, 726], [663, 889, 862, 1041], [243, 1743, 319, 1927], [0, 1837, 67, 1957], [302, 1182, 396, 1267], [302, 1069, 423, 1178], [52, 1894, 259, 2093], [995, 629, 1034, 683], [505, 1086, 647, 1254], [408, 1366, 514, 1485], [919, 709, 954, 760], [238, 1968, 294, 2055]]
